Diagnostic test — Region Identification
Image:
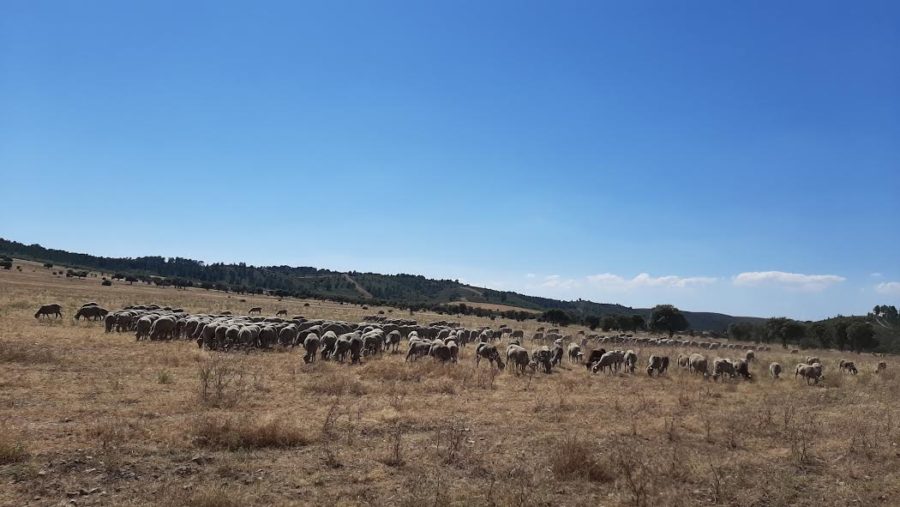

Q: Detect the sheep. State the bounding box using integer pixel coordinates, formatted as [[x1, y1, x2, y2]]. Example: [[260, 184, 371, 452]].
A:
[[385, 330, 402, 353], [258, 326, 278, 348], [319, 331, 338, 359], [506, 345, 531, 374], [646, 355, 669, 376], [584, 349, 607, 370], [278, 326, 298, 347], [838, 359, 858, 375], [446, 340, 459, 362], [275, 310, 288, 317], [550, 342, 564, 366], [429, 340, 452, 363], [74, 305, 108, 321], [567, 343, 583, 363], [805, 356, 820, 366], [795, 363, 823, 384], [34, 304, 62, 319], [405, 339, 432, 362], [302, 333, 320, 363], [732, 359, 752, 380], [769, 362, 782, 379], [591, 351, 619, 374], [474, 342, 505, 369], [135, 316, 153, 341], [676, 354, 690, 369], [623, 350, 638, 373], [712, 358, 737, 381], [348, 334, 365, 364], [745, 350, 755, 363], [688, 353, 708, 376], [531, 346, 553, 373], [876, 361, 887, 374], [248, 307, 262, 315], [332, 334, 353, 362]]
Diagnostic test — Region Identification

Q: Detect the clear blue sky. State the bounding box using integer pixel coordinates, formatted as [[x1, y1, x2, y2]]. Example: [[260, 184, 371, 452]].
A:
[[2, 1, 898, 320]]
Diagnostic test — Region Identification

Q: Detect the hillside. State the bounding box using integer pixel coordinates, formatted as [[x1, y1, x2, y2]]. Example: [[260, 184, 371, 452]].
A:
[[0, 237, 764, 331]]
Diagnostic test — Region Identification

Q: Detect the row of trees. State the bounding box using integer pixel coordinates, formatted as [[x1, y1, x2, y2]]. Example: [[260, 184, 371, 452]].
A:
[[538, 304, 690, 336], [728, 317, 880, 352]]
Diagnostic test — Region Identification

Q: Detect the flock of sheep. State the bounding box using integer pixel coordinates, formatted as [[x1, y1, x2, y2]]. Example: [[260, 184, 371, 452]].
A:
[[38, 303, 890, 383]]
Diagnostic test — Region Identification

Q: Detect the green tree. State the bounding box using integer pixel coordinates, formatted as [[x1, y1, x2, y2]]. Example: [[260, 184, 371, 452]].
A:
[[766, 317, 805, 348], [584, 315, 601, 331], [847, 322, 877, 352], [631, 314, 646, 331], [833, 320, 849, 351], [649, 305, 689, 337], [808, 322, 832, 349], [540, 309, 572, 327], [601, 315, 617, 332]]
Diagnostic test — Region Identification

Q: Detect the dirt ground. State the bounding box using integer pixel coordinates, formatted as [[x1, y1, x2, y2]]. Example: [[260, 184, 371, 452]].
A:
[[1, 261, 898, 506]]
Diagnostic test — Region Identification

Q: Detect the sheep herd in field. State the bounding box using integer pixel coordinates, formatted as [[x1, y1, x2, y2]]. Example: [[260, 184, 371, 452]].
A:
[[36, 303, 891, 384]]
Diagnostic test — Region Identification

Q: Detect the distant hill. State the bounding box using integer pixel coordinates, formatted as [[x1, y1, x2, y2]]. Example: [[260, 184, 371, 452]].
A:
[[0, 237, 764, 331]]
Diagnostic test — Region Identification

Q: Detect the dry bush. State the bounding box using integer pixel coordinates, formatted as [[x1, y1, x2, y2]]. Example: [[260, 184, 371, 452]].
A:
[[88, 417, 146, 452], [197, 355, 250, 407], [0, 427, 28, 464], [547, 434, 614, 483], [192, 415, 312, 451], [157, 369, 174, 384], [379, 420, 406, 467], [0, 340, 58, 365]]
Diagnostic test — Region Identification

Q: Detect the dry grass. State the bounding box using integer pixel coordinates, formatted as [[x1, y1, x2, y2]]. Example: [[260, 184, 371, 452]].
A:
[[192, 414, 313, 450], [1, 260, 899, 506]]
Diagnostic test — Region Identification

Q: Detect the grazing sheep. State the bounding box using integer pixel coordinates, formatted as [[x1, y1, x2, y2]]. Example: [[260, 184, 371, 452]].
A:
[[676, 354, 690, 369], [349, 334, 365, 364], [75, 305, 108, 321], [385, 330, 402, 353], [584, 349, 607, 370], [732, 359, 752, 380], [689, 354, 708, 376], [302, 333, 320, 363], [623, 350, 638, 373], [475, 342, 505, 369], [446, 340, 459, 362], [876, 361, 887, 374], [332, 334, 353, 362], [805, 356, 820, 366], [506, 345, 531, 374], [531, 346, 553, 373], [319, 331, 338, 359], [646, 355, 669, 376], [769, 362, 783, 379], [567, 343, 583, 363], [838, 359, 858, 375], [248, 307, 262, 315], [429, 340, 452, 363], [550, 343, 564, 366], [745, 350, 755, 363], [712, 358, 736, 381], [34, 304, 63, 319], [405, 339, 432, 362], [258, 326, 278, 348], [135, 316, 153, 341], [275, 310, 287, 317], [591, 351, 620, 374], [795, 363, 823, 384]]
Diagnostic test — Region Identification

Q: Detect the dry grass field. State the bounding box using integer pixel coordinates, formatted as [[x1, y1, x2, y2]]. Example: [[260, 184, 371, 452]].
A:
[[1, 261, 899, 506]]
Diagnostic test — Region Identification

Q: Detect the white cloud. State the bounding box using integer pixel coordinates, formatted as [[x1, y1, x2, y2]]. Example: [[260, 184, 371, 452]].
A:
[[733, 271, 845, 291], [540, 274, 579, 289], [525, 273, 536, 279], [586, 272, 717, 290], [875, 281, 900, 296], [870, 272, 883, 278]]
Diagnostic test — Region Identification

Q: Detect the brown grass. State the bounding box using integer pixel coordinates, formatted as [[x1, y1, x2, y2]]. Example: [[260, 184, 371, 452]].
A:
[[192, 414, 313, 450], [1, 260, 899, 506]]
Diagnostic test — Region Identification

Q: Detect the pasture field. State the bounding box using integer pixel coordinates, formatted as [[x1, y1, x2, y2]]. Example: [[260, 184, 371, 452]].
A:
[[1, 261, 899, 506]]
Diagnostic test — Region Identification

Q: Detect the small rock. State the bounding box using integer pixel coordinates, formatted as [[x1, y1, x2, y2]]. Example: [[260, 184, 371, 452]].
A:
[[37, 470, 47, 476], [84, 468, 96, 474]]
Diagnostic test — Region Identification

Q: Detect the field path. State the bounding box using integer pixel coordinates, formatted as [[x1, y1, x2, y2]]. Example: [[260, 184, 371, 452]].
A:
[[343, 273, 373, 299]]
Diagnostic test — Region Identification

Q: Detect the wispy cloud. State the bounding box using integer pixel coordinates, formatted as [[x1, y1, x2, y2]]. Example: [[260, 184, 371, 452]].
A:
[[875, 281, 900, 296], [586, 272, 717, 289], [733, 271, 845, 291], [870, 272, 883, 278], [540, 274, 579, 289], [525, 273, 536, 279]]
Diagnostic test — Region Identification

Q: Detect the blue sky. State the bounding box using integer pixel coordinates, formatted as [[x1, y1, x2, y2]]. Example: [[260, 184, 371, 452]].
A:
[[2, 1, 898, 320]]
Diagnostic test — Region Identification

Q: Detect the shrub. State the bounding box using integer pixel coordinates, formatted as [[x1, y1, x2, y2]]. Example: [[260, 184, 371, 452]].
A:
[[192, 415, 312, 451]]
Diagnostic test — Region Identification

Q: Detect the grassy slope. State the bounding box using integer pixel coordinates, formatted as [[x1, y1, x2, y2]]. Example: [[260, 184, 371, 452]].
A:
[[1, 263, 899, 506]]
